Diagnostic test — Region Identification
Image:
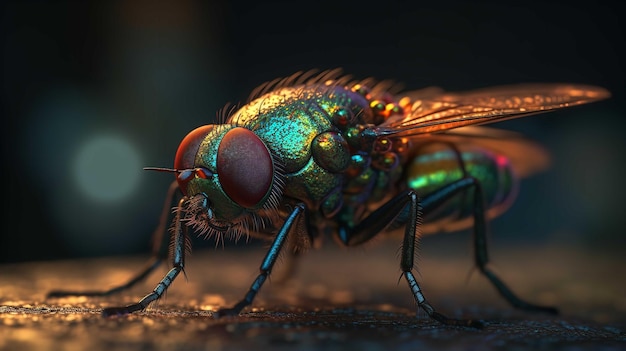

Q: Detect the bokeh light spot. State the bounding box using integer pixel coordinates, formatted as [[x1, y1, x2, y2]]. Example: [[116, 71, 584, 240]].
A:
[[74, 135, 142, 202]]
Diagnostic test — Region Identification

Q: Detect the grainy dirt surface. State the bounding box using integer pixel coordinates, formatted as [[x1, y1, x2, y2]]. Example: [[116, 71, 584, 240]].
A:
[[1, 242, 625, 351]]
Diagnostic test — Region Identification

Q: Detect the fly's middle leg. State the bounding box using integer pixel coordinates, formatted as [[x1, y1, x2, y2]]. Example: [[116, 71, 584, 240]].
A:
[[271, 240, 302, 285], [339, 190, 483, 328], [213, 203, 306, 318]]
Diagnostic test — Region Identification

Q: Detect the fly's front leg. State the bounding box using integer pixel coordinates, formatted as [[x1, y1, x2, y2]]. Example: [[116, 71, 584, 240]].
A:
[[47, 181, 180, 298], [102, 197, 189, 317], [339, 190, 483, 328], [214, 203, 305, 318]]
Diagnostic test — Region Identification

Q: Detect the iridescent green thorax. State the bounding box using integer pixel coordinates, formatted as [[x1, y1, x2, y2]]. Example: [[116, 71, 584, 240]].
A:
[[228, 84, 377, 211]]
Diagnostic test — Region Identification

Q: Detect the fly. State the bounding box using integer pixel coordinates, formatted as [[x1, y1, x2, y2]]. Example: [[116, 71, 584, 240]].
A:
[[47, 69, 610, 328]]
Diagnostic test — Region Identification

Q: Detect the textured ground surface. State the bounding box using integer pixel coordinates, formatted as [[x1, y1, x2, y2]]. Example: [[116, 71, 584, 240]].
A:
[[1, 241, 625, 351]]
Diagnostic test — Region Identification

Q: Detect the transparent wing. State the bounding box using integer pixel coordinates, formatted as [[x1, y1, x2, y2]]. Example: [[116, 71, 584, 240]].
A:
[[425, 125, 549, 178], [377, 84, 610, 137]]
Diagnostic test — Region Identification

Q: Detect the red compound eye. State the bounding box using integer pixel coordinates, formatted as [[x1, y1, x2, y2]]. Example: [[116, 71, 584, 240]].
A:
[[217, 127, 273, 208], [174, 125, 214, 194]]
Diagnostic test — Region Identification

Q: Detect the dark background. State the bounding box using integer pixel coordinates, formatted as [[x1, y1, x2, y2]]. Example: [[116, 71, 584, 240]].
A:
[[1, 0, 623, 263]]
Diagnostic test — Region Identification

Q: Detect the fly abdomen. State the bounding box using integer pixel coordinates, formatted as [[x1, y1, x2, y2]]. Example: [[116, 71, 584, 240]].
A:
[[406, 142, 518, 233]]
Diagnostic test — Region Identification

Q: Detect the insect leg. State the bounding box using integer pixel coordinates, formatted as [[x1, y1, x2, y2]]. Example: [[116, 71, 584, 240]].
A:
[[418, 176, 557, 314], [214, 203, 305, 318], [101, 197, 189, 316], [47, 181, 180, 298], [270, 240, 301, 285], [427, 142, 556, 313], [339, 190, 483, 328], [464, 181, 559, 314]]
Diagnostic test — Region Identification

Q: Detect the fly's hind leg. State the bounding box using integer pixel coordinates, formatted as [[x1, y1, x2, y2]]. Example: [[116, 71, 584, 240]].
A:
[[461, 179, 559, 314], [46, 181, 179, 298], [436, 142, 557, 314], [417, 177, 557, 315], [339, 190, 483, 328]]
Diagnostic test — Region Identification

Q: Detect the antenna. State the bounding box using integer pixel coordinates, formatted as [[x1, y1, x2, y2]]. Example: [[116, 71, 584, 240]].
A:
[[143, 167, 180, 173]]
